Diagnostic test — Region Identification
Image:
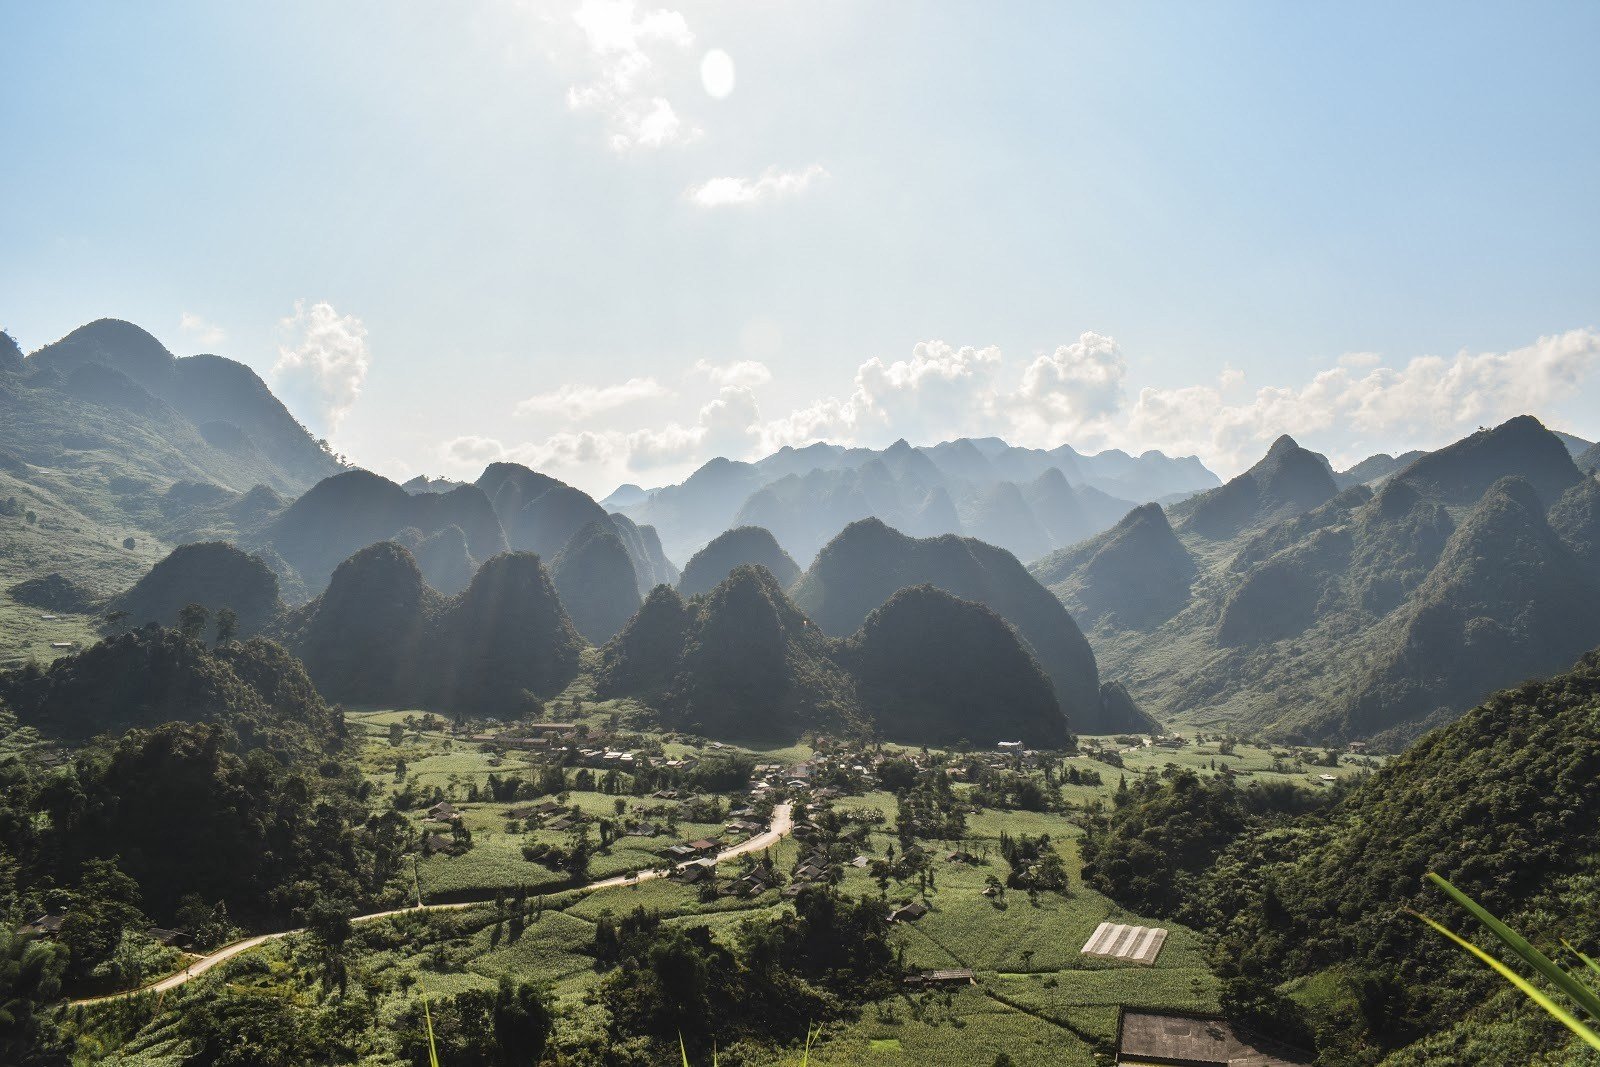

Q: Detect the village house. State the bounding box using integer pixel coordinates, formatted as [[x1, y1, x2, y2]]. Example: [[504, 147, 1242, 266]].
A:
[[889, 901, 930, 923], [903, 968, 974, 989]]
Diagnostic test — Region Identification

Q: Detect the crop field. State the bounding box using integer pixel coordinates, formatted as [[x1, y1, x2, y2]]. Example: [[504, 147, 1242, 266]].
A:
[[337, 709, 1360, 1064]]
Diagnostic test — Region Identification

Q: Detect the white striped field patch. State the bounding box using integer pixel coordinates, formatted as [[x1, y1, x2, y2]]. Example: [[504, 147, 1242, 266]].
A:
[[1080, 921, 1167, 965]]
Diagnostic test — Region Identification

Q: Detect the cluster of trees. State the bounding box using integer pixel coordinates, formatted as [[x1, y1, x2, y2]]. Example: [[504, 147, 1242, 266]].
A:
[[0, 626, 410, 991], [593, 886, 899, 1056]]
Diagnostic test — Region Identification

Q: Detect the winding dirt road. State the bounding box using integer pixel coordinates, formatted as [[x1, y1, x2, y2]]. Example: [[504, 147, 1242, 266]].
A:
[[71, 801, 793, 1005]]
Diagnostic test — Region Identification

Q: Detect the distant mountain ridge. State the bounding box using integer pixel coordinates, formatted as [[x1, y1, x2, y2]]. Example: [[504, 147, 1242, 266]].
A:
[[613, 436, 1219, 568], [1034, 416, 1600, 746], [28, 319, 341, 489]]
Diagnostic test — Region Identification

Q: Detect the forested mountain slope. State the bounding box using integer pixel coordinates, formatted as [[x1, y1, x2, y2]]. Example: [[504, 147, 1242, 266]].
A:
[[1033, 416, 1600, 746], [1084, 648, 1600, 1063]]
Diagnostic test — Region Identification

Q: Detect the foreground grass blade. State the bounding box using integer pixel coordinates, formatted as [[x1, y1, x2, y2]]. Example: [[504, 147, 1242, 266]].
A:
[[1425, 873, 1600, 1020], [1563, 940, 1600, 981], [1411, 911, 1600, 1052], [423, 994, 441, 1067]]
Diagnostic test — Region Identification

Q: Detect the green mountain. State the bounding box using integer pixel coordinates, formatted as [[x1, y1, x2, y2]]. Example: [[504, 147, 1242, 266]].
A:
[[843, 585, 1068, 747], [108, 540, 283, 636], [477, 463, 610, 557], [27, 319, 340, 489], [1048, 416, 1600, 745], [1336, 477, 1600, 746], [1169, 434, 1337, 541], [1102, 649, 1600, 1062], [477, 461, 675, 594], [0, 320, 343, 639], [280, 541, 441, 708], [1031, 503, 1196, 630], [1549, 476, 1600, 579], [599, 565, 861, 740], [594, 585, 692, 703], [259, 470, 506, 596], [790, 518, 1121, 730], [0, 330, 23, 375], [677, 526, 801, 598], [550, 520, 642, 644], [430, 550, 585, 714], [278, 543, 583, 713], [1393, 414, 1580, 506], [1578, 440, 1600, 475]]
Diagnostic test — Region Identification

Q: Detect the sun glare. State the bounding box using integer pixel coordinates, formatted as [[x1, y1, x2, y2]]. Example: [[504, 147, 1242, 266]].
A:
[[700, 48, 736, 100]]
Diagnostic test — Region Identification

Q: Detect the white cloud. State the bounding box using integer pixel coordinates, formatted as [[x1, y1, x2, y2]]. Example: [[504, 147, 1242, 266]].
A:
[[442, 328, 1600, 491], [564, 0, 700, 151], [687, 164, 831, 207], [1117, 328, 1600, 473], [272, 300, 371, 434], [1007, 332, 1127, 442], [694, 358, 772, 389], [515, 376, 671, 419], [178, 311, 226, 347]]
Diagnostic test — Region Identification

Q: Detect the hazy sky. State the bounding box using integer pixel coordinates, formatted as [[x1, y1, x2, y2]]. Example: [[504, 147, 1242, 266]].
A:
[[4, 1, 1598, 495]]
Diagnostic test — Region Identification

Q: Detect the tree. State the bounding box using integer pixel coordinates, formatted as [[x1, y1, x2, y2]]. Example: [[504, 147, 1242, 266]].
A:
[[0, 927, 68, 1067], [304, 897, 355, 995], [214, 607, 238, 645], [177, 602, 210, 641]]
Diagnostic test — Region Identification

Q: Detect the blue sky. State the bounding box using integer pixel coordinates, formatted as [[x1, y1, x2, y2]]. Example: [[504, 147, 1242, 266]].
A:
[[3, 1, 1598, 494]]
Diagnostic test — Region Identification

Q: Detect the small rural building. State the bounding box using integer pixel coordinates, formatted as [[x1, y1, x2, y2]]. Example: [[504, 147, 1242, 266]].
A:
[[889, 901, 929, 923], [18, 913, 64, 937], [687, 838, 720, 856], [903, 968, 974, 989], [145, 927, 194, 949]]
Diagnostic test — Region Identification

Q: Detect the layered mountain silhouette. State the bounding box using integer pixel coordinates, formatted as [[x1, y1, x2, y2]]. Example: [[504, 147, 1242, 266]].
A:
[[677, 526, 802, 598], [0, 320, 340, 598], [394, 524, 477, 595], [1036, 416, 1600, 746], [477, 462, 674, 598], [614, 436, 1217, 567], [788, 518, 1144, 732], [597, 566, 861, 740], [550, 520, 642, 643], [257, 470, 507, 596], [27, 319, 340, 489], [277, 543, 583, 713], [597, 566, 1071, 745]]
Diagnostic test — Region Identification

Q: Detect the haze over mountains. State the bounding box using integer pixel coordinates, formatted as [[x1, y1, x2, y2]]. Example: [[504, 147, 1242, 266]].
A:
[[607, 435, 1221, 567], [4, 317, 1599, 749]]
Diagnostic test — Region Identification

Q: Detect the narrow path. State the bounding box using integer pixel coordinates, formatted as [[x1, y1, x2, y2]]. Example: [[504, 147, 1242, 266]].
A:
[[71, 802, 794, 1005]]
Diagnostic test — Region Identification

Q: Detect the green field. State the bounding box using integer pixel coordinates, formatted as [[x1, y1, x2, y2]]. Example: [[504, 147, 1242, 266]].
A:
[[325, 713, 1335, 1064]]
